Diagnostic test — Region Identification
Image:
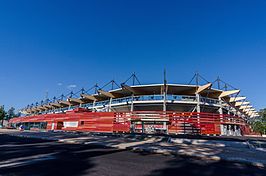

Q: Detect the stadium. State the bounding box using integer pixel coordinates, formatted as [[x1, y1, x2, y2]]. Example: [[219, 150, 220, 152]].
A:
[[9, 73, 259, 136]]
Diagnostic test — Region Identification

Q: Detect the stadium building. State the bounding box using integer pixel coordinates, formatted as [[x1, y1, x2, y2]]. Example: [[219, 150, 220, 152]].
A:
[[9, 73, 259, 136]]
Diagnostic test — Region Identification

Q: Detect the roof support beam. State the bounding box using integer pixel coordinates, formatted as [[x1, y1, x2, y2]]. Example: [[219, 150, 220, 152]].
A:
[[59, 100, 72, 106], [38, 106, 47, 111], [98, 90, 116, 98], [243, 108, 255, 112], [241, 101, 250, 106], [43, 104, 53, 109], [240, 105, 252, 110], [195, 83, 212, 94], [49, 103, 62, 108], [235, 101, 250, 107], [248, 113, 256, 117], [219, 90, 240, 98], [248, 111, 255, 115], [80, 94, 98, 101], [22, 110, 30, 114], [121, 84, 139, 94], [31, 108, 39, 113], [229, 96, 246, 102], [68, 98, 84, 104]]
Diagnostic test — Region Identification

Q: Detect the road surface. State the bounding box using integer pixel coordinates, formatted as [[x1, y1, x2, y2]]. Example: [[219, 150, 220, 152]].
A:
[[0, 134, 265, 176]]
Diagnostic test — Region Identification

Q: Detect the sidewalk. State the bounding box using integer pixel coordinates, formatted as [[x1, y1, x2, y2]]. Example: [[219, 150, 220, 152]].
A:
[[1, 129, 266, 168]]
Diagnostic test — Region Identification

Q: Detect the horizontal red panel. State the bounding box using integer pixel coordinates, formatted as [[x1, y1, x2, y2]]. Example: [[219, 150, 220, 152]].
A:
[[8, 109, 252, 135]]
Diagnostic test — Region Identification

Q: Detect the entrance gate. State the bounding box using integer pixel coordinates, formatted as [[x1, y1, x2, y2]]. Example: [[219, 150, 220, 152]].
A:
[[131, 119, 168, 134]]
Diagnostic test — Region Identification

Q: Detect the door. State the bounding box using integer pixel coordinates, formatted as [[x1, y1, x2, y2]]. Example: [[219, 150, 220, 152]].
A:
[[56, 122, 64, 130]]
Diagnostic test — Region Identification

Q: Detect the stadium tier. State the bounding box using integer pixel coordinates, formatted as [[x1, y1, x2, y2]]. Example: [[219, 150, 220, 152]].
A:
[[9, 73, 259, 136]]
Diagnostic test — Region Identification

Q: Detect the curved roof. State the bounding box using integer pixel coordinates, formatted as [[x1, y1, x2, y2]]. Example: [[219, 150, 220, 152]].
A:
[[21, 83, 258, 118]]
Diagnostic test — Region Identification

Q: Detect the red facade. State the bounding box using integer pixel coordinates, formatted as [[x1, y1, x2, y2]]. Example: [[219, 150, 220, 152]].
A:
[[9, 108, 252, 135]]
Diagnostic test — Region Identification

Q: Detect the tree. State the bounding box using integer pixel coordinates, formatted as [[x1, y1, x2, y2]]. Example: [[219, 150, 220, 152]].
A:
[[7, 107, 16, 120], [259, 108, 266, 122], [252, 121, 266, 135], [251, 108, 266, 135], [0, 106, 6, 126]]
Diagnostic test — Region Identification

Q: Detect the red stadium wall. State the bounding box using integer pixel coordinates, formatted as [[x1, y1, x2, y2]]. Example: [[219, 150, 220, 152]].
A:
[[9, 108, 252, 135]]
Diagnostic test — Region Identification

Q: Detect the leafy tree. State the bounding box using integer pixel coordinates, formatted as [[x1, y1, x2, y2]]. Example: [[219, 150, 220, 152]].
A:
[[252, 121, 266, 135], [6, 107, 16, 120], [0, 106, 6, 126], [251, 108, 266, 135], [259, 108, 266, 122]]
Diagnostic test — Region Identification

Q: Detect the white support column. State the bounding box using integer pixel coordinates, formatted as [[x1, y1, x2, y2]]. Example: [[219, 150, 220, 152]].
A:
[[163, 121, 168, 134], [195, 83, 212, 132], [142, 121, 144, 134], [92, 100, 96, 112], [218, 97, 223, 114], [130, 94, 134, 112], [226, 103, 230, 115], [196, 93, 201, 129], [218, 97, 224, 135], [163, 89, 167, 112], [108, 98, 113, 112], [196, 94, 201, 113], [232, 107, 237, 116]]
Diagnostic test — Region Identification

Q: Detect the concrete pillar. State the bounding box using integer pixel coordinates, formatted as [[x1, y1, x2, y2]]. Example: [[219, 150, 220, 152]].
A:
[[130, 122, 135, 133], [223, 125, 227, 135], [218, 97, 224, 135], [92, 100, 96, 112], [108, 98, 113, 112], [229, 125, 232, 136], [196, 94, 201, 112], [163, 122, 168, 134], [163, 93, 167, 112], [196, 94, 201, 129], [130, 94, 134, 112], [236, 125, 241, 136], [141, 121, 144, 134], [218, 97, 223, 114]]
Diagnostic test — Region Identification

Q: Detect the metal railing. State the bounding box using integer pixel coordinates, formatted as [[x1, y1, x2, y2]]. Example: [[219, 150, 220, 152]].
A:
[[40, 94, 221, 114]]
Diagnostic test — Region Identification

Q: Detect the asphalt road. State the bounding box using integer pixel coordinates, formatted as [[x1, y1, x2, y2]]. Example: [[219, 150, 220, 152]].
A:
[[0, 134, 265, 176]]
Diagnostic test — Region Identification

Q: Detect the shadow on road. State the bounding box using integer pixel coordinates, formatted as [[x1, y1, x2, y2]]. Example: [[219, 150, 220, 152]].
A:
[[1, 133, 266, 176], [0, 134, 122, 176], [147, 156, 266, 176]]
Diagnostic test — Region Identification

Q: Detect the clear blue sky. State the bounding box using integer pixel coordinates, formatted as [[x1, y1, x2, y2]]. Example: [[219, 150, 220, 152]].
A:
[[0, 0, 266, 111]]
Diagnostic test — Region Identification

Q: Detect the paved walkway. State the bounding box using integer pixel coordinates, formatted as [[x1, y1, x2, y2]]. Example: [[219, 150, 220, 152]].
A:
[[1, 129, 266, 168]]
